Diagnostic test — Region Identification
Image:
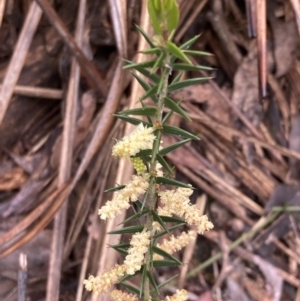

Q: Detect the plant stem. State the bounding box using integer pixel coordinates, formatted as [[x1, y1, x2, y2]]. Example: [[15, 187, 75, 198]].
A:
[[187, 212, 281, 278], [143, 52, 171, 301]]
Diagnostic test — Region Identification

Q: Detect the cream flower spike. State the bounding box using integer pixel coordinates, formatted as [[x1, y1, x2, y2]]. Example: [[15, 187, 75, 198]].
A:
[[152, 221, 162, 233], [155, 162, 163, 177], [98, 174, 149, 220], [165, 289, 188, 301], [154, 231, 196, 260], [158, 187, 214, 234], [124, 230, 151, 275], [83, 265, 126, 294], [112, 123, 155, 158], [110, 289, 138, 301]]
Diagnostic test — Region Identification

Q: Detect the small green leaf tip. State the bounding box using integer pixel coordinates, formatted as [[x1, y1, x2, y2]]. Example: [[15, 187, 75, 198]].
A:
[[148, 0, 180, 36], [166, 41, 193, 65]]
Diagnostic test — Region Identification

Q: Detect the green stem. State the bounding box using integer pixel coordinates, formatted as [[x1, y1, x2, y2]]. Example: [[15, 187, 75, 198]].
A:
[[143, 52, 170, 301]]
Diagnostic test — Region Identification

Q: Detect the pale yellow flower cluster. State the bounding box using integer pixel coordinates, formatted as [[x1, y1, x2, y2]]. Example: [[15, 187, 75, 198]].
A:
[[98, 174, 149, 220], [112, 123, 155, 158], [131, 157, 147, 174], [83, 231, 150, 294], [152, 221, 162, 233], [156, 162, 163, 177], [124, 230, 151, 275], [165, 289, 188, 301], [83, 265, 126, 294], [130, 157, 163, 177], [154, 231, 196, 260], [110, 289, 138, 301], [158, 187, 214, 234]]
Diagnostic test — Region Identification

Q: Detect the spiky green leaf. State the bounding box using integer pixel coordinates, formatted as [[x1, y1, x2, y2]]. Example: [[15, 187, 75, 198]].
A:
[[109, 242, 130, 249], [108, 225, 144, 235], [172, 63, 214, 71], [164, 97, 190, 120], [109, 242, 130, 256], [119, 273, 136, 284], [156, 274, 179, 290], [166, 41, 193, 65], [183, 49, 213, 56], [159, 215, 186, 223], [156, 177, 193, 188], [139, 101, 155, 124], [153, 260, 181, 267], [135, 149, 152, 157], [120, 283, 141, 296], [159, 139, 191, 156], [105, 185, 125, 192], [171, 71, 184, 84], [180, 35, 200, 50], [169, 36, 201, 65], [156, 154, 173, 175], [122, 209, 149, 224], [168, 77, 212, 92], [109, 246, 128, 256], [168, 29, 176, 42], [131, 66, 160, 83], [140, 84, 159, 101], [162, 110, 174, 124], [154, 223, 186, 239], [139, 186, 150, 211], [151, 51, 165, 74], [139, 265, 147, 297], [118, 107, 157, 116], [131, 73, 158, 103], [123, 59, 157, 70], [152, 210, 169, 233], [162, 125, 200, 140], [114, 114, 152, 126], [152, 246, 182, 264], [140, 47, 160, 55], [132, 72, 151, 92], [147, 271, 160, 295], [135, 200, 143, 208], [135, 24, 156, 48]]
